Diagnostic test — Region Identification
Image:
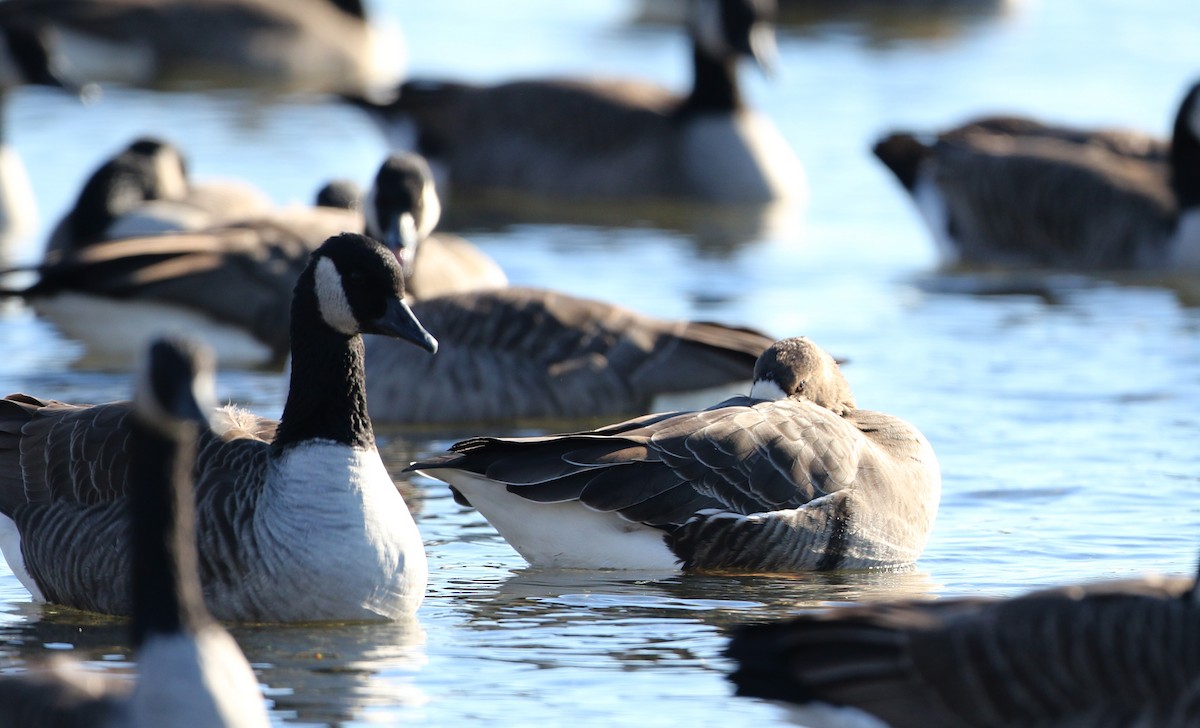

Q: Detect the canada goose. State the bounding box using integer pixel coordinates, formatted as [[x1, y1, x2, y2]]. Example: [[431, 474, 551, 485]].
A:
[[0, 233, 437, 622], [0, 0, 401, 95], [0, 24, 78, 241], [408, 337, 939, 570], [44, 136, 274, 258], [3, 153, 486, 368], [366, 287, 775, 425], [725, 566, 1200, 728], [0, 336, 270, 728], [347, 0, 804, 205], [873, 80, 1200, 269]]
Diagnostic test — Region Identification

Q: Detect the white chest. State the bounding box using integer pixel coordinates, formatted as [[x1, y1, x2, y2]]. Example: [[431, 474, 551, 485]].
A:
[[250, 443, 427, 621], [682, 112, 807, 204]]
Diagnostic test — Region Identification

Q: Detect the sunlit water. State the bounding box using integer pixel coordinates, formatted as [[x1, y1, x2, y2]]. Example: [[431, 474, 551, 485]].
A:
[[2, 0, 1199, 725]]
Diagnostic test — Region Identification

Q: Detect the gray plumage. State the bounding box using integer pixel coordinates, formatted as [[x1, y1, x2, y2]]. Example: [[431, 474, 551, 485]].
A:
[[873, 80, 1200, 269], [366, 286, 774, 424], [0, 0, 397, 95], [0, 233, 436, 622], [726, 570, 1200, 728], [347, 0, 803, 204], [408, 337, 940, 571]]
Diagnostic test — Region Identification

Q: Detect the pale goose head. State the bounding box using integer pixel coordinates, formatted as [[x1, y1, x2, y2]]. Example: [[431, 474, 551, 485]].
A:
[[749, 336, 855, 414], [363, 153, 441, 278]]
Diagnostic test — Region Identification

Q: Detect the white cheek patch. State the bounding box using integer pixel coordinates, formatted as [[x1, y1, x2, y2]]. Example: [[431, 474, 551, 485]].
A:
[[418, 179, 441, 239], [749, 378, 788, 401], [314, 257, 358, 335], [154, 147, 189, 201]]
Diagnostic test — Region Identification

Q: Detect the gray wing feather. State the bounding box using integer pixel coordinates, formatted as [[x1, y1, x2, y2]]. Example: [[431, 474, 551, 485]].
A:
[[727, 578, 1200, 728]]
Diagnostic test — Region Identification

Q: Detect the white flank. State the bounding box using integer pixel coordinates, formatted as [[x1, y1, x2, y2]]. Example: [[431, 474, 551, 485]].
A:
[[0, 514, 45, 601], [0, 145, 37, 241], [313, 257, 358, 335], [683, 112, 807, 204], [130, 629, 269, 728], [430, 470, 680, 570], [32, 294, 273, 369], [250, 442, 427, 621]]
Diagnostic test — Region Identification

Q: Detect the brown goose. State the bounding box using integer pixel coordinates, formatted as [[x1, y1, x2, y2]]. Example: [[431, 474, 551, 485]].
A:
[[346, 0, 804, 205], [0, 0, 400, 95], [0, 336, 270, 728], [367, 287, 774, 425], [408, 337, 940, 571], [0, 233, 437, 622], [873, 80, 1200, 269], [726, 566, 1200, 728]]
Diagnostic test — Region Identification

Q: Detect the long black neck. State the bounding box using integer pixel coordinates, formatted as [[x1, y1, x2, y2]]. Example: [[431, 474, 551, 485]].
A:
[[130, 420, 209, 647], [1171, 86, 1200, 210], [272, 269, 375, 454], [678, 46, 741, 117]]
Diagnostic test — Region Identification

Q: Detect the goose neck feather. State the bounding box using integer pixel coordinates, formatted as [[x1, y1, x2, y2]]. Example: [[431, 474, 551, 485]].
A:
[[1171, 83, 1200, 209], [680, 47, 741, 116], [272, 277, 374, 452]]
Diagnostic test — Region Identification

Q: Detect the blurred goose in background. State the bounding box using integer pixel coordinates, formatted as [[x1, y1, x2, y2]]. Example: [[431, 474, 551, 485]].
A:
[[873, 79, 1200, 269], [0, 233, 437, 622], [347, 0, 804, 205], [0, 24, 78, 243], [2, 152, 494, 368], [0, 0, 402, 96], [0, 336, 270, 728], [366, 288, 775, 425], [409, 337, 940, 571], [726, 565, 1200, 728], [45, 136, 273, 257]]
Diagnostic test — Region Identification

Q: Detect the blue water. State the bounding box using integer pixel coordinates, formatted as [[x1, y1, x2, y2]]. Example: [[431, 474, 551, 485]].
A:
[[2, 0, 1200, 725]]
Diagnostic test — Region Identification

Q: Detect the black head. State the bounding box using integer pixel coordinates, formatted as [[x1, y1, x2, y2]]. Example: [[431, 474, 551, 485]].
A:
[[364, 153, 441, 277], [0, 24, 79, 92], [1171, 79, 1200, 206], [315, 178, 363, 210], [750, 336, 855, 414], [305, 232, 438, 352], [68, 136, 189, 239], [690, 0, 778, 71]]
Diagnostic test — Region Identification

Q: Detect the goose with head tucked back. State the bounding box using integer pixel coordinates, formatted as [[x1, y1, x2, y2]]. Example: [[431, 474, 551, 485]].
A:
[[0, 336, 270, 728], [0, 0, 401, 95], [0, 233, 438, 622], [873, 79, 1200, 270], [347, 0, 803, 205], [726, 562, 1200, 728], [44, 136, 273, 258], [2, 153, 483, 369], [408, 337, 939, 571]]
